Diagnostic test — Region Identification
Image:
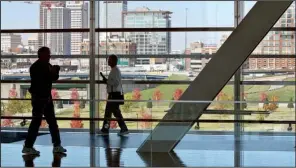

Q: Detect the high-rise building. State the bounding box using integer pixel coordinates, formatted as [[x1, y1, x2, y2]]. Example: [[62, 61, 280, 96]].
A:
[[101, 1, 127, 37], [123, 7, 172, 68], [39, 1, 64, 48], [190, 42, 217, 72], [28, 36, 39, 52], [66, 1, 88, 55], [250, 3, 295, 70], [39, 2, 71, 55], [1, 33, 22, 53], [99, 35, 137, 66], [81, 39, 90, 55], [184, 49, 192, 71]]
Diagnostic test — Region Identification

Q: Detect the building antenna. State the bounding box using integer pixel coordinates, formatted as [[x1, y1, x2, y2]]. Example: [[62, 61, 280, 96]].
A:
[[185, 8, 188, 52]]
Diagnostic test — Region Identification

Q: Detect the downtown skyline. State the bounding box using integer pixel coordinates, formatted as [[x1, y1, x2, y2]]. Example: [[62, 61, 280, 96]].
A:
[[1, 1, 256, 51]]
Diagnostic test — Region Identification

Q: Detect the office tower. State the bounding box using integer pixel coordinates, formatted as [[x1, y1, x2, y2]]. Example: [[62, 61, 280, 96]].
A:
[[66, 1, 88, 55], [190, 42, 217, 72], [39, 1, 71, 55], [99, 35, 137, 66], [250, 3, 295, 70], [28, 36, 39, 52], [1, 33, 22, 53], [101, 1, 127, 37], [123, 7, 172, 68]]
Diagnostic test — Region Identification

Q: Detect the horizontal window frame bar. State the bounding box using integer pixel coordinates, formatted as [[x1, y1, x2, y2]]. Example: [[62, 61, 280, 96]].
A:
[[249, 55, 296, 58], [241, 81, 295, 85], [129, 80, 296, 85], [1, 28, 89, 33], [0, 80, 295, 85], [0, 98, 292, 104], [1, 128, 295, 137], [0, 110, 268, 116], [1, 27, 296, 33], [1, 55, 90, 59], [0, 80, 90, 84], [1, 116, 295, 124], [1, 54, 296, 59], [2, 0, 294, 2]]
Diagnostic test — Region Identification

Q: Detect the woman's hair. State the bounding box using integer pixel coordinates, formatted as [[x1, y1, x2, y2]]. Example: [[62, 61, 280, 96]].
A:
[[109, 54, 118, 64]]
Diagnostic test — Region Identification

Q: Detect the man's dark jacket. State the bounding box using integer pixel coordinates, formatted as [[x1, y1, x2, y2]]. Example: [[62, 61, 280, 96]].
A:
[[29, 60, 59, 98]]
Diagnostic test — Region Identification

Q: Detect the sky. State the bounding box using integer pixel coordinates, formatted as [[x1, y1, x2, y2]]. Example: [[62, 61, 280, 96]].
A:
[[0, 1, 255, 51]]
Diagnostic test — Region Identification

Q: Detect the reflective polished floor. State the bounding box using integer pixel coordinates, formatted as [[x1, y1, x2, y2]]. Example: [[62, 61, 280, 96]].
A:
[[1, 132, 296, 167]]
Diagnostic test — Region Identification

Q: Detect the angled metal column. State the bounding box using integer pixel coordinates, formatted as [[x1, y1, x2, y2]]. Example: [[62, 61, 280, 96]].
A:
[[137, 1, 292, 153], [138, 152, 185, 167]]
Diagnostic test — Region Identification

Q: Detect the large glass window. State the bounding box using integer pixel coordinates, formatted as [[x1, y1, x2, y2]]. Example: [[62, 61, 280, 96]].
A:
[[1, 1, 295, 167]]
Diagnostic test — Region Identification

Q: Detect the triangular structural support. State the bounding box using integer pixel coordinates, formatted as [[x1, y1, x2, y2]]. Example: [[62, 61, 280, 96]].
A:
[[137, 1, 293, 153], [138, 152, 186, 167]]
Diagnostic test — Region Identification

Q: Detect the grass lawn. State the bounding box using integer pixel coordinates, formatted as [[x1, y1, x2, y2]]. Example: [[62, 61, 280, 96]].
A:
[[135, 74, 294, 102], [246, 85, 295, 101], [136, 74, 190, 102], [7, 75, 295, 132], [12, 104, 295, 132], [246, 85, 270, 93], [52, 104, 295, 132], [56, 74, 295, 130]]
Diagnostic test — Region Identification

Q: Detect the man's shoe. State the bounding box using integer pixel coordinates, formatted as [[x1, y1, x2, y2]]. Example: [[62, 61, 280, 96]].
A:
[[118, 130, 129, 136], [53, 146, 67, 153], [22, 146, 40, 155]]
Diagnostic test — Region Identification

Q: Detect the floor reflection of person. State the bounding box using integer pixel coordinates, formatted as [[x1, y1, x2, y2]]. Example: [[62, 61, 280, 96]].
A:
[[22, 153, 67, 167], [22, 155, 37, 167], [52, 153, 67, 167], [102, 135, 128, 167]]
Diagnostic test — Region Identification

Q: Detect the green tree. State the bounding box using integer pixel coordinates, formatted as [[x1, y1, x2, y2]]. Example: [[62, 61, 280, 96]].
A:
[[57, 100, 63, 109], [215, 92, 233, 110], [1, 102, 6, 115], [263, 98, 269, 111], [242, 98, 247, 109], [6, 88, 23, 114], [80, 97, 86, 109], [6, 99, 23, 114], [22, 91, 32, 113], [146, 98, 153, 109], [99, 101, 105, 116], [121, 95, 133, 114], [146, 98, 153, 113], [287, 97, 294, 111], [268, 95, 278, 112]]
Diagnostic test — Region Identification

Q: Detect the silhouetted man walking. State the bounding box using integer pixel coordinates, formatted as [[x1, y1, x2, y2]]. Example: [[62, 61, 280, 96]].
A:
[[100, 54, 129, 135], [22, 47, 66, 155]]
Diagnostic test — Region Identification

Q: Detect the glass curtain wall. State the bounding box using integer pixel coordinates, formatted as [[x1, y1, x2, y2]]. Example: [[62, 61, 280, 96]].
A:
[[0, 0, 295, 167]]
